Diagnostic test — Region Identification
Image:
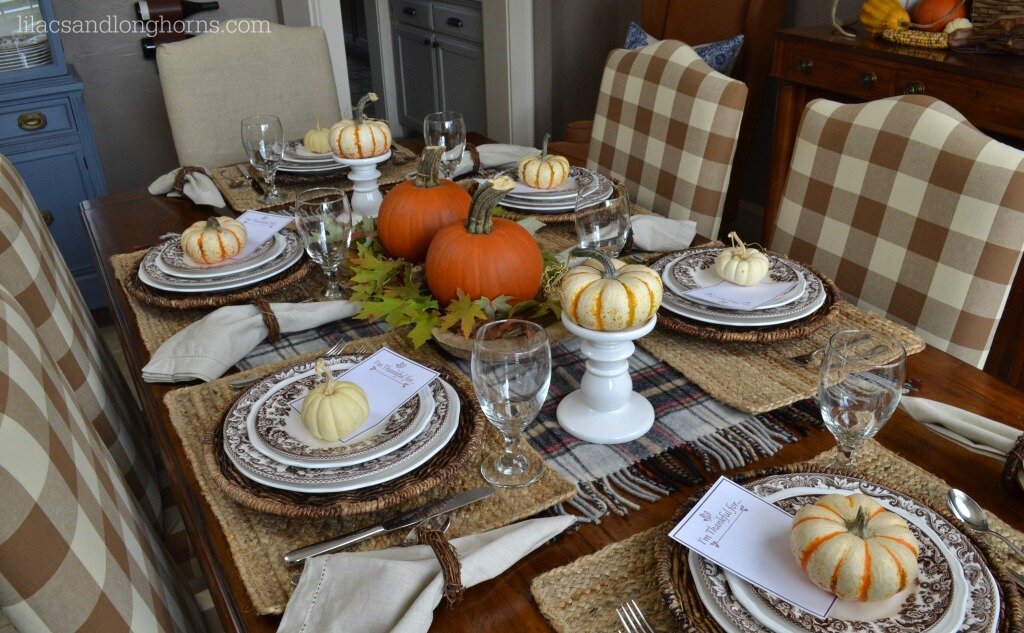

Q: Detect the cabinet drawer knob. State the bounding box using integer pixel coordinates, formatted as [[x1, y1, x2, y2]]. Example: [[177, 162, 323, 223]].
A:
[[17, 111, 47, 132], [433, 41, 440, 48], [39, 209, 53, 226], [423, 37, 431, 45], [446, 17, 463, 27], [860, 72, 877, 88], [797, 59, 814, 74], [904, 80, 926, 95], [403, 6, 416, 16]]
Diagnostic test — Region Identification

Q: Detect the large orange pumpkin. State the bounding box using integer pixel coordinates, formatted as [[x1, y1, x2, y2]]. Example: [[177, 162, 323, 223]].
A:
[[377, 146, 471, 262], [912, 0, 966, 32], [425, 176, 543, 306]]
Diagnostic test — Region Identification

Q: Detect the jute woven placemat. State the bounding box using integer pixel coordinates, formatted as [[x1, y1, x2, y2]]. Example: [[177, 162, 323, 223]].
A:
[[531, 441, 1024, 633], [210, 144, 418, 212], [164, 331, 576, 615]]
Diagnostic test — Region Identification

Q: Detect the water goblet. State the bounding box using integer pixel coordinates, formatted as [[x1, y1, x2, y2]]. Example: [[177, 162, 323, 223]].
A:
[[574, 181, 630, 256], [241, 114, 285, 205], [818, 329, 906, 469], [423, 111, 466, 178], [471, 319, 551, 488], [293, 187, 353, 299]]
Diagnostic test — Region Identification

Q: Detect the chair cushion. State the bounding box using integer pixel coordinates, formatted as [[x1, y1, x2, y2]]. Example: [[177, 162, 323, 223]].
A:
[[622, 21, 744, 75], [770, 96, 1024, 368]]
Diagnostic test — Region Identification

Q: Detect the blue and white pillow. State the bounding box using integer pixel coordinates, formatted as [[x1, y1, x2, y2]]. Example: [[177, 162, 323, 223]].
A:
[[623, 21, 744, 76]]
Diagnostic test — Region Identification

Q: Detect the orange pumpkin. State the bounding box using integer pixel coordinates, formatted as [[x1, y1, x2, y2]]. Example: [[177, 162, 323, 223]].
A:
[[912, 0, 966, 32], [425, 176, 543, 306], [377, 146, 471, 262]]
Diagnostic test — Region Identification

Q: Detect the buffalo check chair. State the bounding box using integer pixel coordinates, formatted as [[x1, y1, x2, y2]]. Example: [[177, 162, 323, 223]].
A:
[[770, 96, 1024, 368], [586, 40, 748, 240]]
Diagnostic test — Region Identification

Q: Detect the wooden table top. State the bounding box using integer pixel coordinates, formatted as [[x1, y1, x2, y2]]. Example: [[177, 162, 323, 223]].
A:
[[81, 176, 1024, 632]]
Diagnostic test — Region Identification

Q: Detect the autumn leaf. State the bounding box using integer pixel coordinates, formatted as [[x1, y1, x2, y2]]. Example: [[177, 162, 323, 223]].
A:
[[439, 290, 488, 337], [407, 311, 442, 347]]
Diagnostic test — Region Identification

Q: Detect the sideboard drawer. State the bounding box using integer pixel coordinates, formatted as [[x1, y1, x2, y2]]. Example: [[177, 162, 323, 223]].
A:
[[0, 97, 76, 144], [893, 69, 1024, 137], [392, 0, 431, 30], [432, 3, 482, 43], [778, 44, 894, 101]]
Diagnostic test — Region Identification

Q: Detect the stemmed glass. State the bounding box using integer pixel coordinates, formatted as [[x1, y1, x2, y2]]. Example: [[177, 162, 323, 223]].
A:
[[471, 319, 551, 488], [574, 181, 631, 256], [423, 111, 466, 178], [818, 329, 906, 469], [293, 187, 353, 299], [241, 114, 285, 205]]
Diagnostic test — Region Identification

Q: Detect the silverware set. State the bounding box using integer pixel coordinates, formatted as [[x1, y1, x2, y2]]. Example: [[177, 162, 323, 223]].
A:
[[229, 337, 348, 389], [947, 488, 1024, 591], [616, 599, 656, 633]]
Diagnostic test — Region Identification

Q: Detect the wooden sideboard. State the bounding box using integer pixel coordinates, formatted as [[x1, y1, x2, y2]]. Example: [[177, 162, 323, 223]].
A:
[[765, 25, 1024, 388]]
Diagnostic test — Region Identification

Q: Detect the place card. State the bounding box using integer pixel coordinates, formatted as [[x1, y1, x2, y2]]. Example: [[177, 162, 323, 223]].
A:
[[289, 348, 440, 443], [234, 210, 293, 258], [668, 476, 837, 618], [682, 279, 796, 310]]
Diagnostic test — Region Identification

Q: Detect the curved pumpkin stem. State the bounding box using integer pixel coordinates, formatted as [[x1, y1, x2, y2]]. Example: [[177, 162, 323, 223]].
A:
[[845, 507, 871, 539], [466, 176, 514, 235], [206, 216, 223, 230], [539, 132, 551, 162], [314, 358, 338, 393], [353, 92, 378, 124], [570, 247, 618, 278], [415, 146, 444, 188]]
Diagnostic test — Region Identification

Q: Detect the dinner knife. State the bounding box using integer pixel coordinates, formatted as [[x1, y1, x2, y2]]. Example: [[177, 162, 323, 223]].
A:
[[235, 162, 264, 196], [283, 486, 495, 564]]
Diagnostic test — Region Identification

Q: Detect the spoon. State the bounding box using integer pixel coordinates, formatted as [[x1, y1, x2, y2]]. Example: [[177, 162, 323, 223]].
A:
[[947, 488, 1024, 560]]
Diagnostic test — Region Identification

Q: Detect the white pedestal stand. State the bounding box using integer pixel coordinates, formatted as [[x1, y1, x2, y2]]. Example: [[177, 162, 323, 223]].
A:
[[556, 313, 657, 444], [332, 149, 392, 218]]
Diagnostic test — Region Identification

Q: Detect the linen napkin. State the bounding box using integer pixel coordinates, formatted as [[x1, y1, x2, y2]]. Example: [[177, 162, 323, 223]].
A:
[[629, 215, 697, 251], [278, 515, 575, 633], [149, 167, 226, 208], [900, 396, 1023, 489], [142, 301, 359, 383], [451, 143, 539, 178]]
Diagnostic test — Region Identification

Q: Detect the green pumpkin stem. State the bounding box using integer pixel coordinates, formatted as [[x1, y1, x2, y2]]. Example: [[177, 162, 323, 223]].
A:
[[414, 146, 444, 188], [466, 177, 515, 235], [540, 132, 551, 162], [570, 247, 618, 278], [845, 507, 871, 539], [353, 92, 378, 124]]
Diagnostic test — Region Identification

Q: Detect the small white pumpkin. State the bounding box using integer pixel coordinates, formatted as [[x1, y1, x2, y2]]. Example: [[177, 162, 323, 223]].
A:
[[518, 133, 570, 190], [790, 493, 920, 602], [330, 93, 392, 159], [300, 360, 370, 442], [303, 119, 332, 154], [715, 231, 770, 286], [180, 216, 247, 264], [943, 17, 972, 33], [560, 248, 663, 331]]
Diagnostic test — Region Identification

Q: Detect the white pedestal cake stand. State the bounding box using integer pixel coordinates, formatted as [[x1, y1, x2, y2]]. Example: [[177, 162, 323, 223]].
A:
[[556, 313, 657, 444], [332, 148, 392, 217]]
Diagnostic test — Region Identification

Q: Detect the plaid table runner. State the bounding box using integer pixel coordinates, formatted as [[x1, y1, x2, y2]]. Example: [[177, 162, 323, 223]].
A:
[[236, 319, 820, 521]]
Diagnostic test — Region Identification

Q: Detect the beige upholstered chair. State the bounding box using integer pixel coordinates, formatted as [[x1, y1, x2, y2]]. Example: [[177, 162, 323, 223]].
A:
[[770, 96, 1024, 368], [0, 154, 206, 631], [586, 41, 747, 239], [157, 19, 343, 168]]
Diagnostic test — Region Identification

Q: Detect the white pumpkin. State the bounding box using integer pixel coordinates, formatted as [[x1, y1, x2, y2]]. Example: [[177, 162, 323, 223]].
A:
[[518, 133, 570, 190], [180, 216, 247, 264], [303, 120, 332, 154], [715, 231, 770, 286], [300, 360, 370, 442], [790, 493, 920, 602], [560, 248, 663, 331], [330, 93, 392, 159]]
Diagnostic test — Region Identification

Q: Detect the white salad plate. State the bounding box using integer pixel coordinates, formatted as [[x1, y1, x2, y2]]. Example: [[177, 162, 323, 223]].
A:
[[284, 139, 336, 161], [499, 171, 615, 213], [662, 249, 806, 311], [155, 233, 284, 279]]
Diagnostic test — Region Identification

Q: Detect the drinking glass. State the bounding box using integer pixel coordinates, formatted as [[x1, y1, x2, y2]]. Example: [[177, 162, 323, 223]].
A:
[[293, 187, 353, 299], [818, 330, 906, 469], [423, 111, 466, 178], [574, 182, 630, 256], [241, 114, 285, 205], [472, 319, 551, 488]]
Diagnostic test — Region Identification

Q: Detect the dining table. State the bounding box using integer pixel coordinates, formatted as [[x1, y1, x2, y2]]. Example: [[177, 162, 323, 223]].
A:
[[81, 139, 1024, 632]]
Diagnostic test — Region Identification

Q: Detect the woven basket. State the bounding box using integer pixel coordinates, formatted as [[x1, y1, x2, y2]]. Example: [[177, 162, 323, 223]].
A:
[[972, 0, 1024, 26], [431, 318, 573, 360]]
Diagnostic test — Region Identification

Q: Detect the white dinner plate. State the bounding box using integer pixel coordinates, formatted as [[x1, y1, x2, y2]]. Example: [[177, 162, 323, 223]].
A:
[[497, 167, 597, 201], [499, 171, 615, 213], [278, 162, 347, 174], [155, 233, 285, 279], [662, 250, 806, 311], [284, 139, 336, 161]]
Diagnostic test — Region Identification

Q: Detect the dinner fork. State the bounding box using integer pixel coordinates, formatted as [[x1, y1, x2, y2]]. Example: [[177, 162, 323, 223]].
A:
[[615, 599, 656, 633], [229, 337, 349, 389]]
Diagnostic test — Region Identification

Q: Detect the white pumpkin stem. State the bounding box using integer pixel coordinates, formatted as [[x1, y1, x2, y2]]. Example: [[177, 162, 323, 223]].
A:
[[726, 231, 749, 255], [415, 146, 444, 188], [570, 247, 618, 278], [314, 358, 337, 394], [845, 507, 871, 539], [466, 177, 514, 235], [354, 92, 379, 124], [540, 132, 551, 162]]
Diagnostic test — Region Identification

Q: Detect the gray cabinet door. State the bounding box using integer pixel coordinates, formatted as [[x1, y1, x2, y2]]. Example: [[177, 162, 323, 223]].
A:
[[434, 34, 487, 136], [393, 23, 439, 132]]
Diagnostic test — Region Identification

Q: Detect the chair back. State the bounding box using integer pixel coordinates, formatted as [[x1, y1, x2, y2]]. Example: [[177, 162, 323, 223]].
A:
[[770, 96, 1024, 368], [587, 40, 747, 239], [157, 19, 342, 168]]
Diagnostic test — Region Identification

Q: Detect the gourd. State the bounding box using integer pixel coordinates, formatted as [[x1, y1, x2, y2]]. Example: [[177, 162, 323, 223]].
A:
[[861, 0, 910, 33], [425, 177, 543, 306], [715, 232, 770, 286], [180, 216, 247, 264], [377, 146, 471, 262], [943, 17, 972, 33], [300, 359, 370, 442], [330, 93, 392, 159], [911, 0, 966, 32], [790, 493, 920, 602], [560, 248, 663, 331], [517, 133, 570, 190], [303, 120, 332, 154]]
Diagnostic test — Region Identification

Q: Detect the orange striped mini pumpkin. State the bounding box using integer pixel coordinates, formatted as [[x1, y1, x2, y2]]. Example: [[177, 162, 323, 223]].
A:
[[790, 493, 920, 602], [330, 93, 392, 159], [518, 133, 570, 190], [180, 216, 247, 264], [560, 248, 663, 331]]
